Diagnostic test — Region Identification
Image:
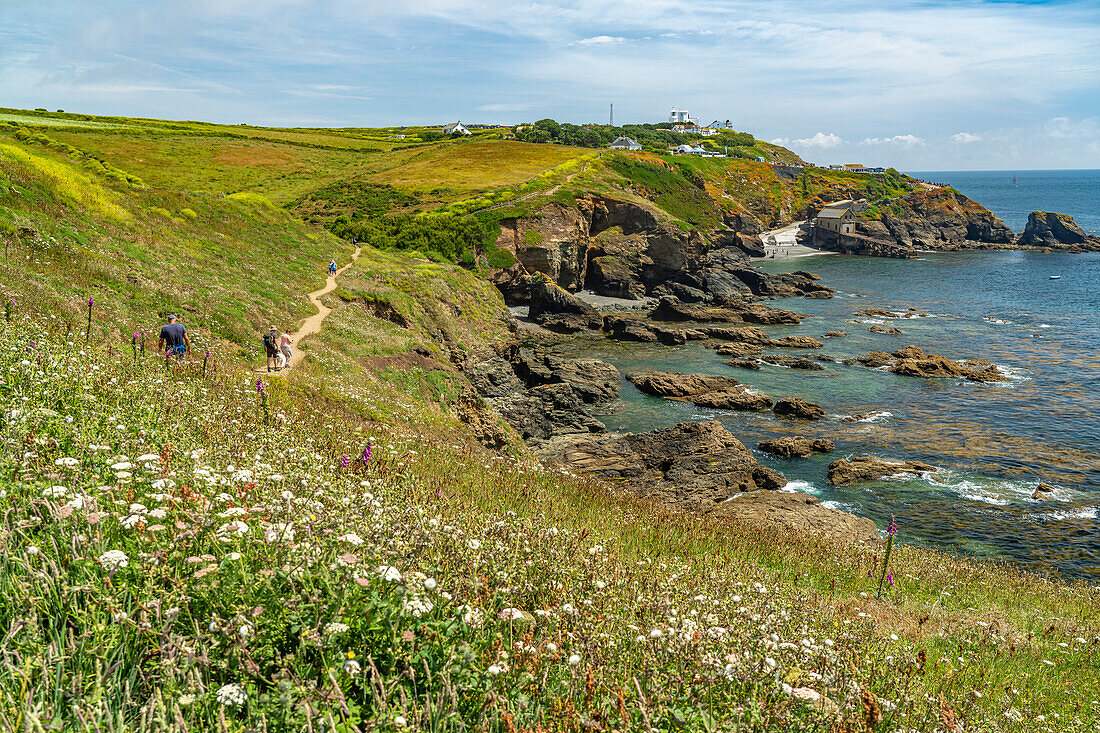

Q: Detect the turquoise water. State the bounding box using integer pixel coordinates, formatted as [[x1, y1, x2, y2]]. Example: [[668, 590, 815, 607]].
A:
[[907, 169, 1100, 235], [543, 250, 1100, 580]]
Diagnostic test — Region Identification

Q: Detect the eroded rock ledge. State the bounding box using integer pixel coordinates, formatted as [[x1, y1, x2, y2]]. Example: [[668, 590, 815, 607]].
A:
[[854, 345, 1008, 383]]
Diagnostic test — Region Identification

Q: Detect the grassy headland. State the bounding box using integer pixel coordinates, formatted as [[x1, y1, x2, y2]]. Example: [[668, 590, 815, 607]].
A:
[[0, 109, 1096, 731]]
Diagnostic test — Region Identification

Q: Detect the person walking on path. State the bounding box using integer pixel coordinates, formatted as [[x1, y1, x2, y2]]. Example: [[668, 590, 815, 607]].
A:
[[262, 326, 281, 372], [329, 259, 338, 275], [158, 314, 190, 359], [279, 328, 293, 368]]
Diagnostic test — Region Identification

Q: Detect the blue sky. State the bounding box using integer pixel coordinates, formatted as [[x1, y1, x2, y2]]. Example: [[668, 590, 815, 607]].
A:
[[2, 0, 1098, 169]]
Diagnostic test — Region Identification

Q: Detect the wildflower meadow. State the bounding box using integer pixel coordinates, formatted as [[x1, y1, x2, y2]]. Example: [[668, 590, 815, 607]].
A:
[[1, 312, 1098, 732]]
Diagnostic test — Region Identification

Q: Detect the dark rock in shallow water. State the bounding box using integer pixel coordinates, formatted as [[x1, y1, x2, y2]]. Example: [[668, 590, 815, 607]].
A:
[[704, 491, 880, 544], [857, 345, 1010, 382], [627, 371, 740, 399], [868, 325, 903, 334], [650, 296, 804, 325], [760, 355, 825, 371], [539, 420, 785, 508], [827, 456, 937, 486], [758, 436, 835, 458], [1032, 482, 1057, 500], [768, 336, 824, 349], [1016, 211, 1100, 251], [823, 330, 846, 338], [723, 358, 762, 370], [773, 397, 826, 419], [627, 371, 772, 411]]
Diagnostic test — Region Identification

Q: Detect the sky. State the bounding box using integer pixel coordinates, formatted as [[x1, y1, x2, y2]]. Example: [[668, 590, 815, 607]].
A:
[[2, 0, 1098, 170]]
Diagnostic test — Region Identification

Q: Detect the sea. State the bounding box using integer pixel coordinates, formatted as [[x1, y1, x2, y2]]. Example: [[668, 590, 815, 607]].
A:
[[543, 172, 1100, 581]]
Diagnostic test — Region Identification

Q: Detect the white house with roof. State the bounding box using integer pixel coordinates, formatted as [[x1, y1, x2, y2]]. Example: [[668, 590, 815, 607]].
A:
[[669, 108, 698, 125], [608, 136, 642, 150], [442, 121, 472, 135]]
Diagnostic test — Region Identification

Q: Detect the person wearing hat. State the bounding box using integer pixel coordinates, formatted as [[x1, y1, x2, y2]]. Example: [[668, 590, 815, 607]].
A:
[[158, 313, 190, 358], [262, 326, 281, 372]]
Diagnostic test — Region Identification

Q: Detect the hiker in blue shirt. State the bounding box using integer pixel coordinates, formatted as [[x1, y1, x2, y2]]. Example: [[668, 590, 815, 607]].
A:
[[158, 314, 190, 358], [329, 259, 338, 275]]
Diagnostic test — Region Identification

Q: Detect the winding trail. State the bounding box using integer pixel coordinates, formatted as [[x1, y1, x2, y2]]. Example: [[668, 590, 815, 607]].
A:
[[261, 247, 362, 372]]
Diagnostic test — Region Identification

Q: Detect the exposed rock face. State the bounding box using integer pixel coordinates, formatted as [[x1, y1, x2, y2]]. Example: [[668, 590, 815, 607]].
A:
[[527, 276, 603, 331], [1016, 212, 1100, 251], [857, 345, 1009, 382], [453, 392, 512, 449], [823, 331, 846, 338], [720, 268, 835, 299], [868, 325, 903, 334], [773, 397, 825, 420], [827, 456, 937, 486], [627, 371, 773, 412], [539, 421, 785, 508], [705, 491, 880, 544], [758, 436, 835, 458], [704, 326, 772, 345], [494, 383, 605, 441], [855, 188, 1013, 251], [760, 355, 825, 371], [769, 336, 823, 349], [603, 315, 688, 345], [515, 351, 621, 404], [463, 345, 620, 441], [715, 343, 764, 358]]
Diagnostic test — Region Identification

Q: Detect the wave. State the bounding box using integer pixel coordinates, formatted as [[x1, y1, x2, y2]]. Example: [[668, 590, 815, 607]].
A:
[[1041, 507, 1098, 521], [780, 479, 819, 494], [919, 471, 1037, 506], [821, 500, 857, 512]]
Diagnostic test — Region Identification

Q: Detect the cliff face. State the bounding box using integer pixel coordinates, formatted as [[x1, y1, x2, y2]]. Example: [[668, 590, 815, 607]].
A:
[[855, 188, 1013, 250], [490, 194, 771, 305]]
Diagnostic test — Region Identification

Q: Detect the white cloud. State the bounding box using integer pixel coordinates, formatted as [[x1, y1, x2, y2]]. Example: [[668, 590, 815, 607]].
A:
[[792, 132, 843, 148], [860, 134, 925, 146], [576, 35, 626, 46], [951, 132, 981, 144]]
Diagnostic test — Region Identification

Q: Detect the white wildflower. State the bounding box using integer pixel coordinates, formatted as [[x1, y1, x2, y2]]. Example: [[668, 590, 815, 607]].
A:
[[377, 565, 402, 582], [215, 683, 247, 707], [98, 550, 129, 571], [568, 654, 581, 666]]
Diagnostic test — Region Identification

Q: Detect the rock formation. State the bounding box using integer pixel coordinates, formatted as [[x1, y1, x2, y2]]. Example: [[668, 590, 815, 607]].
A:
[[705, 491, 880, 543], [758, 436, 835, 458], [854, 188, 1013, 251], [539, 421, 785, 508], [827, 456, 937, 486], [1015, 212, 1100, 252], [773, 397, 825, 420], [627, 371, 773, 412], [855, 346, 1008, 383]]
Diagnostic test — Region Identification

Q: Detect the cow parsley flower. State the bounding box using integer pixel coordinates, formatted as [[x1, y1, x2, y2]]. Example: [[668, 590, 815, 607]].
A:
[[215, 683, 247, 707], [98, 549, 129, 572], [377, 565, 402, 582]]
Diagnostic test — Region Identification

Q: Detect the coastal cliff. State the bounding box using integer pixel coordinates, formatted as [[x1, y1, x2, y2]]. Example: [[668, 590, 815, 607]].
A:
[[854, 188, 1013, 250]]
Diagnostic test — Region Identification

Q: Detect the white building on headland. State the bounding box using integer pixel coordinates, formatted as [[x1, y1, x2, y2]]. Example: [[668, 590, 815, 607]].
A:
[[442, 121, 472, 135], [669, 108, 698, 125], [672, 124, 718, 137], [608, 136, 642, 150]]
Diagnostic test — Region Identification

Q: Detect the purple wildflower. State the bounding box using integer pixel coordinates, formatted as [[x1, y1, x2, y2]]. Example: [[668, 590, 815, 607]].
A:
[[256, 378, 264, 393], [340, 454, 350, 469], [205, 350, 210, 358], [360, 440, 372, 465], [887, 515, 898, 537], [887, 573, 895, 587], [88, 297, 94, 307]]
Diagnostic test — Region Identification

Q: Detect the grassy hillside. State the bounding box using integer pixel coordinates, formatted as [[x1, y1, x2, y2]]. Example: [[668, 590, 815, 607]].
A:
[[1, 110, 1096, 731]]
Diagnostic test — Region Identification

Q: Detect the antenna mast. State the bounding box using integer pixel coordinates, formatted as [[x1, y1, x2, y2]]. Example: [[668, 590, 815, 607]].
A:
[[610, 102, 614, 127]]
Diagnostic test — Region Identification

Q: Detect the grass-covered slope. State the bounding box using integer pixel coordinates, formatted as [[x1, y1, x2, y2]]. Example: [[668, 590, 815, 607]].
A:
[[1, 318, 1097, 732]]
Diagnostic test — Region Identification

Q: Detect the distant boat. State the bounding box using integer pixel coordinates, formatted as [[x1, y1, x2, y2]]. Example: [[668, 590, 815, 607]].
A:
[[1012, 176, 1017, 184], [1049, 275, 1063, 280]]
